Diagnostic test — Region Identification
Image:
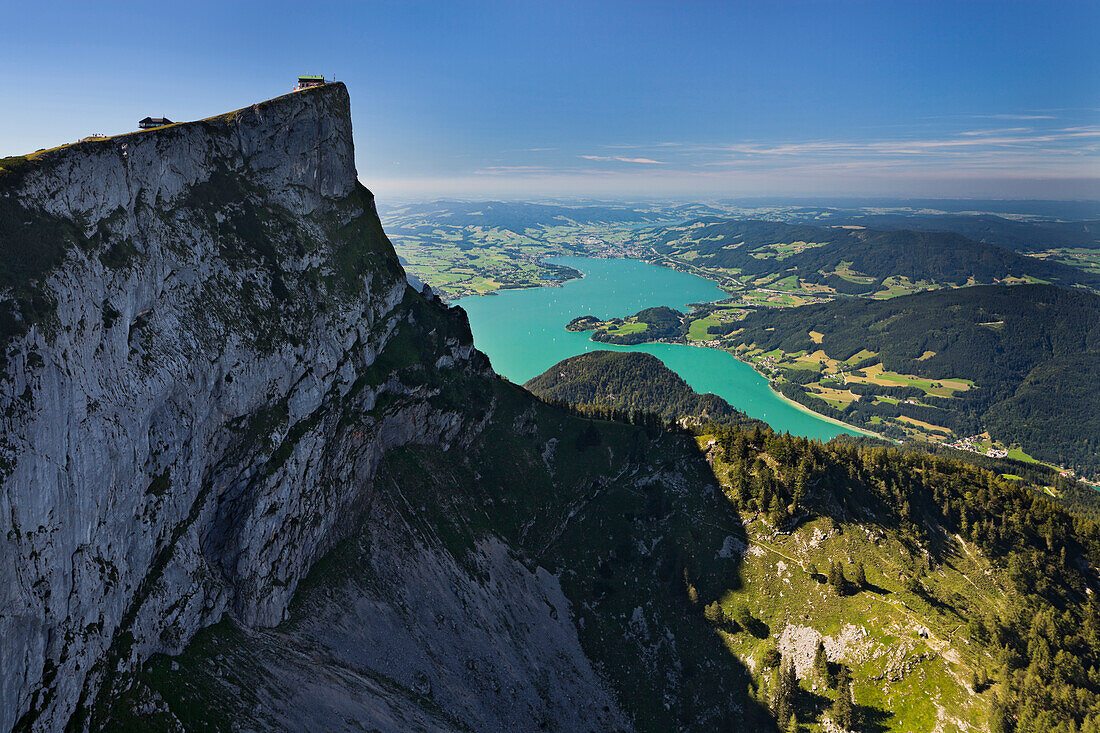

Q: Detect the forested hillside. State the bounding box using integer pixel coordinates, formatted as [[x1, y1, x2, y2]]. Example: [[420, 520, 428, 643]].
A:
[[641, 219, 1100, 290], [524, 351, 765, 430], [984, 353, 1100, 471], [701, 424, 1100, 733], [822, 214, 1100, 253], [528, 356, 1100, 732], [726, 284, 1100, 473]]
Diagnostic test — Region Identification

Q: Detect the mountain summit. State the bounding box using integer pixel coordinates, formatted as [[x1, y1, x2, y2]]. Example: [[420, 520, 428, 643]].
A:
[[1, 86, 764, 731]]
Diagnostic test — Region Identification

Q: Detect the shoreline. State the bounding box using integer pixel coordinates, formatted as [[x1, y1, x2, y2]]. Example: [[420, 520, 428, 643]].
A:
[[451, 254, 880, 440], [587, 331, 883, 440], [767, 381, 883, 439], [712, 343, 884, 439], [684, 339, 882, 439]]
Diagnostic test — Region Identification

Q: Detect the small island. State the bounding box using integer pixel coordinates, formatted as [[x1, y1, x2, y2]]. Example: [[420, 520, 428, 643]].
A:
[[565, 315, 602, 332], [572, 306, 687, 345]]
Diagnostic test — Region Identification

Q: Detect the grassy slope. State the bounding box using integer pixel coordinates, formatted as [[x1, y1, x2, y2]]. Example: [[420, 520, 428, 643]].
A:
[[696, 426, 1100, 732], [703, 433, 995, 731]]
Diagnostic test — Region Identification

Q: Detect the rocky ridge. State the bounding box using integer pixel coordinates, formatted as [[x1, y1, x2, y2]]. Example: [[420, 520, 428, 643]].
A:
[[1, 85, 763, 731], [1, 84, 510, 729]]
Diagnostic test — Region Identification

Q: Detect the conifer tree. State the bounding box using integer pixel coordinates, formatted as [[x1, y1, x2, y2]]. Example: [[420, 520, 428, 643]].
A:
[[829, 561, 848, 594], [832, 665, 855, 730], [771, 657, 798, 728], [768, 493, 783, 523], [988, 692, 1008, 733], [814, 640, 834, 687]]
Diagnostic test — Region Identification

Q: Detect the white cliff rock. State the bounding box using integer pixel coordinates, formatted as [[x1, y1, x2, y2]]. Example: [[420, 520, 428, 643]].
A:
[[0, 84, 593, 731], [1, 83, 759, 733]]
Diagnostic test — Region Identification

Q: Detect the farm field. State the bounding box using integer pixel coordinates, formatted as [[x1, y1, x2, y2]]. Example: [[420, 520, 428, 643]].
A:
[[729, 340, 979, 442], [388, 228, 570, 298], [871, 275, 936, 299], [1029, 248, 1100, 275], [742, 345, 973, 400], [599, 320, 648, 337]]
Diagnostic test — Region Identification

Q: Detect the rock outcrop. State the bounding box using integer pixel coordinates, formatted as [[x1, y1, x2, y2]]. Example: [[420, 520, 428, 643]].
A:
[[1, 84, 487, 730], [0, 85, 764, 732]]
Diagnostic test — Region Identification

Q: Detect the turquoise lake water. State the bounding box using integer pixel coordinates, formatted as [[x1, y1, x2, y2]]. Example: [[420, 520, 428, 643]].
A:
[[455, 256, 865, 442]]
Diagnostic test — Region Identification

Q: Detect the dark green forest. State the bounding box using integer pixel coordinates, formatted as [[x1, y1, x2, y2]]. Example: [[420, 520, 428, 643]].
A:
[[727, 284, 1100, 473], [645, 219, 1100, 288], [984, 352, 1100, 471], [524, 350, 765, 430], [832, 434, 1100, 523]]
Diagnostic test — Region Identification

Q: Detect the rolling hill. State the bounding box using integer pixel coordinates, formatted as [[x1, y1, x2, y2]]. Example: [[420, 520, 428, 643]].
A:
[[640, 219, 1100, 291], [725, 284, 1100, 473], [524, 350, 766, 431]]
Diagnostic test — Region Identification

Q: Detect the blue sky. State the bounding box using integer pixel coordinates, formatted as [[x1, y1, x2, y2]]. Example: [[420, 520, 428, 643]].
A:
[[3, 0, 1098, 199]]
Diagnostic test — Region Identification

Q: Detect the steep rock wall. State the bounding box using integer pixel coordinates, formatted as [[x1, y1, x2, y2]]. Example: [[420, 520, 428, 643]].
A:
[[0, 85, 503, 730], [0, 84, 765, 733]]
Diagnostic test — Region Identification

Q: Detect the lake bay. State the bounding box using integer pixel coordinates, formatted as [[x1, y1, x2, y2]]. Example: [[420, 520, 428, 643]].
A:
[[456, 256, 866, 441]]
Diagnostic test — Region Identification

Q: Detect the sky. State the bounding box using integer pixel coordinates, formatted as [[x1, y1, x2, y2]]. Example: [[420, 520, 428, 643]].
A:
[[3, 0, 1099, 200]]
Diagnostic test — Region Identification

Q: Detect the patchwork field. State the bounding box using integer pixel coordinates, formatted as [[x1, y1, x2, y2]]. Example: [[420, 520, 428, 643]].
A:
[[389, 229, 570, 297], [729, 338, 979, 442], [1028, 248, 1100, 275], [872, 276, 936, 299]]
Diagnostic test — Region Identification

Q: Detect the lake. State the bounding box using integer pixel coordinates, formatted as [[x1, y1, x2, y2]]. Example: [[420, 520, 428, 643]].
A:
[[455, 256, 866, 441]]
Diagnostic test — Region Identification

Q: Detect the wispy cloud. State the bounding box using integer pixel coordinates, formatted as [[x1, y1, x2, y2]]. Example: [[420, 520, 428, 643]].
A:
[[968, 113, 1058, 120], [704, 127, 1100, 158], [474, 165, 564, 175], [602, 142, 683, 149], [958, 127, 1032, 136], [579, 154, 666, 164], [457, 121, 1099, 197]]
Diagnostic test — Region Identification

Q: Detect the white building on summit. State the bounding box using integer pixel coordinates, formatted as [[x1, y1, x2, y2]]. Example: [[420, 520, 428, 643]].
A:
[[138, 117, 173, 129], [295, 75, 326, 90]]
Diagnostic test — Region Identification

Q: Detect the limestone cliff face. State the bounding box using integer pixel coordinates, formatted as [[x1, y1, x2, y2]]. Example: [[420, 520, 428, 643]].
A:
[[0, 84, 532, 731], [1, 85, 763, 733]]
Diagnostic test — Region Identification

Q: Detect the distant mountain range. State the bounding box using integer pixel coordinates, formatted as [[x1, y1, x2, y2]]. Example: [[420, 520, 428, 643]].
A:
[[380, 200, 674, 233], [811, 213, 1099, 253]]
